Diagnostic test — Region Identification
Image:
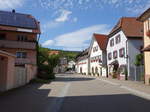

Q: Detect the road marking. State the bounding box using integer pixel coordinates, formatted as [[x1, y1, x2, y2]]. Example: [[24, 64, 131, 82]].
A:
[[46, 83, 71, 112]]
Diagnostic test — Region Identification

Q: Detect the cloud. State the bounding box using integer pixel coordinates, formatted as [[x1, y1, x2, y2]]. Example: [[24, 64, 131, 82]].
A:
[[42, 24, 111, 51], [38, 0, 149, 14], [0, 0, 24, 9], [42, 40, 55, 46], [55, 9, 72, 22]]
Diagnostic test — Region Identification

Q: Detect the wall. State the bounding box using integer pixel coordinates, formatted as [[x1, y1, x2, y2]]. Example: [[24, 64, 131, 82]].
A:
[[144, 19, 150, 85], [127, 39, 143, 80], [107, 31, 127, 77], [77, 58, 88, 75], [90, 38, 106, 76]]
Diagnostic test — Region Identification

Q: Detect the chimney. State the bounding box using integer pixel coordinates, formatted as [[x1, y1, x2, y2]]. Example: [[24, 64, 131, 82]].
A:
[[12, 9, 16, 13]]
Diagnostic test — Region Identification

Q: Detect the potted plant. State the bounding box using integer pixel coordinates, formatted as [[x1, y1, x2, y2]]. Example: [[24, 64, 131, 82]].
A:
[[146, 30, 150, 37]]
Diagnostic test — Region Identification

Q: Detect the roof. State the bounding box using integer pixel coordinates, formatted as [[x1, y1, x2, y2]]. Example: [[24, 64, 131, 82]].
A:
[[0, 10, 39, 29], [143, 45, 150, 51], [93, 34, 108, 50], [76, 48, 89, 62], [137, 8, 150, 22], [109, 17, 143, 38]]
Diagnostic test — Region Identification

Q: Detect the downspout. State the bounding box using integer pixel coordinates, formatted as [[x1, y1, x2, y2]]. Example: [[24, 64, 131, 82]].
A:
[[37, 33, 41, 70], [125, 39, 129, 80]]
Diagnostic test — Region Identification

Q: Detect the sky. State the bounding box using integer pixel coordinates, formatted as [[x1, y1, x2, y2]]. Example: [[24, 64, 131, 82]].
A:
[[0, 0, 150, 51]]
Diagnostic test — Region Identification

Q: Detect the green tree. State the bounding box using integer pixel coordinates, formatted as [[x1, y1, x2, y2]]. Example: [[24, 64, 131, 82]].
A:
[[134, 53, 144, 66]]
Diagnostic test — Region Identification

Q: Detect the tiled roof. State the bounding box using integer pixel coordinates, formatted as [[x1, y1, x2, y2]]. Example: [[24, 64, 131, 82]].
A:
[[93, 34, 108, 50], [137, 8, 150, 22], [0, 10, 38, 29], [109, 17, 143, 37]]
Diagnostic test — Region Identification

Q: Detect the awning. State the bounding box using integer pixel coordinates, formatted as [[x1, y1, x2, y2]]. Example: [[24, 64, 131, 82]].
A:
[[109, 60, 119, 66]]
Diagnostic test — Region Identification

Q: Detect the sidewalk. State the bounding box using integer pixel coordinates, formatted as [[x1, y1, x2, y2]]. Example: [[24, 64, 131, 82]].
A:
[[80, 74, 150, 100]]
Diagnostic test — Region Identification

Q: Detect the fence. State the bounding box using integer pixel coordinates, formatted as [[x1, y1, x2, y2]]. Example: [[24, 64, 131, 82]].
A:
[[129, 65, 144, 81]]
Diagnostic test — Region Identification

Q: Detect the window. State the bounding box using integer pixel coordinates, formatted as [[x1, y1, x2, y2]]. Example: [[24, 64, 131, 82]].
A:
[[115, 34, 121, 44], [17, 35, 28, 41], [108, 53, 112, 60], [119, 48, 125, 57], [113, 51, 118, 59], [0, 33, 6, 40], [16, 52, 27, 58], [110, 39, 114, 47]]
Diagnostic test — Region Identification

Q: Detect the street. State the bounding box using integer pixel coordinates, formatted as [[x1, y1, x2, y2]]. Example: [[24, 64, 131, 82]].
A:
[[0, 74, 150, 112]]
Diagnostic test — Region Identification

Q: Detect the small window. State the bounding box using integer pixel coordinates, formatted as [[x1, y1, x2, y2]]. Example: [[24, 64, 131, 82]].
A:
[[113, 51, 118, 59], [108, 53, 112, 60], [110, 39, 114, 47], [16, 52, 27, 58], [119, 48, 125, 57], [17, 35, 28, 41], [115, 34, 121, 44], [0, 33, 6, 40]]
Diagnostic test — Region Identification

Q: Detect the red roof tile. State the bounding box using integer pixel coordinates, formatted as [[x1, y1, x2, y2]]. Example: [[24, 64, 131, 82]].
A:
[[93, 34, 108, 50], [109, 17, 143, 37]]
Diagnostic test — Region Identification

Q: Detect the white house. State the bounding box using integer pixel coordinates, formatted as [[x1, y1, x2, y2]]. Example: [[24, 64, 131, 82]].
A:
[[89, 34, 108, 77], [76, 48, 89, 75], [107, 17, 143, 80]]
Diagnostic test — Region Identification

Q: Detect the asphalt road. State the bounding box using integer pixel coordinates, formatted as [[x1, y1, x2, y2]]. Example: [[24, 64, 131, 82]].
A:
[[0, 74, 150, 112]]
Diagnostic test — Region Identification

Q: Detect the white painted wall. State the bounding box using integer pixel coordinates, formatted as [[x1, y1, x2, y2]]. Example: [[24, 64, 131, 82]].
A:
[[76, 58, 88, 75], [107, 31, 127, 74], [90, 38, 107, 76]]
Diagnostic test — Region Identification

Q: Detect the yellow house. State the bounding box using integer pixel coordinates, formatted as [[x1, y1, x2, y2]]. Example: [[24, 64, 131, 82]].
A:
[[138, 8, 150, 85]]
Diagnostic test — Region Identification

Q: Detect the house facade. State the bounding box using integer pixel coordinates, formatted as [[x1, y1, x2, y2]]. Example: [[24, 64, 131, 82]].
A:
[[138, 8, 150, 85], [107, 17, 143, 80], [89, 34, 108, 77], [0, 10, 40, 86], [76, 48, 89, 75]]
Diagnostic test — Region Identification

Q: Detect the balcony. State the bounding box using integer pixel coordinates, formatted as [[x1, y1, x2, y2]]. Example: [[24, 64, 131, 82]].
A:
[[0, 40, 36, 50]]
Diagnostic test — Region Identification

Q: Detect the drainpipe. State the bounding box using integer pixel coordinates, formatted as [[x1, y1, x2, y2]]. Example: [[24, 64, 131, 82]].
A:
[[125, 40, 129, 80], [37, 34, 41, 69]]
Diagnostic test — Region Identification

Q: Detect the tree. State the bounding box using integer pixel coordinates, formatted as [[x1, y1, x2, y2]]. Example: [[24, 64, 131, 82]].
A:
[[134, 53, 144, 66]]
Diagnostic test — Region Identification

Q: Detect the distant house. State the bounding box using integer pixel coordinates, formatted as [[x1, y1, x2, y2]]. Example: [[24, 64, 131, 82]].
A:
[[49, 50, 60, 55], [54, 57, 68, 73], [0, 10, 40, 90], [107, 17, 143, 80], [76, 48, 89, 75], [68, 60, 76, 69], [89, 34, 108, 77], [138, 8, 150, 85]]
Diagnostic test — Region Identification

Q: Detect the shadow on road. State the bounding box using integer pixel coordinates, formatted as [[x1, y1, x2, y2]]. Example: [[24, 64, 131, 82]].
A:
[[59, 94, 150, 112], [0, 83, 150, 112], [0, 83, 52, 112]]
